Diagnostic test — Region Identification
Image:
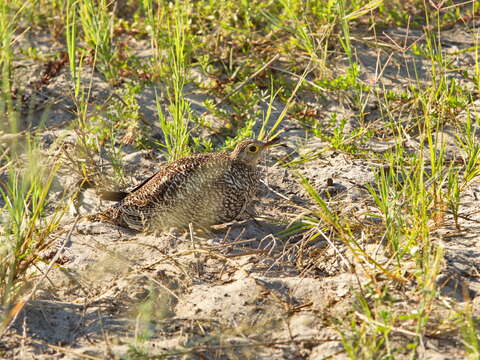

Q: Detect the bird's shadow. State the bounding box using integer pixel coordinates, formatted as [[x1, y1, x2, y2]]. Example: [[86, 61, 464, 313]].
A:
[[204, 218, 288, 251]]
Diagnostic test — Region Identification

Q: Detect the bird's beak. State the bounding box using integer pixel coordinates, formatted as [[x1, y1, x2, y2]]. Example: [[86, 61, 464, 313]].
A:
[[262, 138, 281, 148]]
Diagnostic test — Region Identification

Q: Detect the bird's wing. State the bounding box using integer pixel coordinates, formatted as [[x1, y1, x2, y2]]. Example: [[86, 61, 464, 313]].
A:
[[127, 171, 160, 194], [120, 153, 222, 207]]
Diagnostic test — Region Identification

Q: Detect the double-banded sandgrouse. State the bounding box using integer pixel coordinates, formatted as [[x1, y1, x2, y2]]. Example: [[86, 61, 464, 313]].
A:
[[89, 139, 277, 232]]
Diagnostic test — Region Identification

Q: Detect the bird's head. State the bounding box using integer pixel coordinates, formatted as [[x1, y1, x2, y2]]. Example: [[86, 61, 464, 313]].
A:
[[230, 138, 278, 165]]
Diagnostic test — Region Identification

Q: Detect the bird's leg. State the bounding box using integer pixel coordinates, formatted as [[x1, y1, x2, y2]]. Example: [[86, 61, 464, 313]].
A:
[[244, 208, 263, 227], [189, 223, 204, 276]]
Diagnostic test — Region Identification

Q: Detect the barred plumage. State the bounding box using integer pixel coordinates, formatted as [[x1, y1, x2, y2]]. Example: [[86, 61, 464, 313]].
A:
[[88, 139, 276, 232]]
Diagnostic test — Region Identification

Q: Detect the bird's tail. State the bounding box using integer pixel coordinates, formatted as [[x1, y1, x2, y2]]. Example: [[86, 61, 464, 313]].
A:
[[98, 190, 129, 202], [86, 207, 119, 224], [86, 206, 137, 230]]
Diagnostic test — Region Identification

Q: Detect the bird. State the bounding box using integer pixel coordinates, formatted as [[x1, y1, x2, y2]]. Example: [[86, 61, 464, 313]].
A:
[[88, 138, 278, 233]]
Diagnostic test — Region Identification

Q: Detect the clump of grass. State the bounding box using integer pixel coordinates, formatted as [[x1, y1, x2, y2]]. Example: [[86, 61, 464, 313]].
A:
[[460, 303, 480, 359], [0, 137, 64, 330], [146, 0, 192, 161], [78, 0, 116, 82]]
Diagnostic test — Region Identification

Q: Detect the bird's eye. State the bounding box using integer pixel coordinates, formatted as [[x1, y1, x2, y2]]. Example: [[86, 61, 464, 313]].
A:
[[247, 145, 259, 153]]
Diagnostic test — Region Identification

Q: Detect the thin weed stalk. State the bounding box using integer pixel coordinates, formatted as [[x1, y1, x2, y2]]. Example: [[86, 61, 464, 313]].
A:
[[66, 0, 94, 127], [0, 1, 28, 134], [260, 64, 310, 141]]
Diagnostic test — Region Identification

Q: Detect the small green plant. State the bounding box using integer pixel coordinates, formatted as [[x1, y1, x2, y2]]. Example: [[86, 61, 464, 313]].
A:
[[149, 0, 192, 161], [460, 305, 480, 359], [446, 167, 461, 229], [339, 291, 398, 360], [457, 111, 480, 186], [78, 0, 117, 82], [0, 1, 26, 134], [66, 0, 92, 128]]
